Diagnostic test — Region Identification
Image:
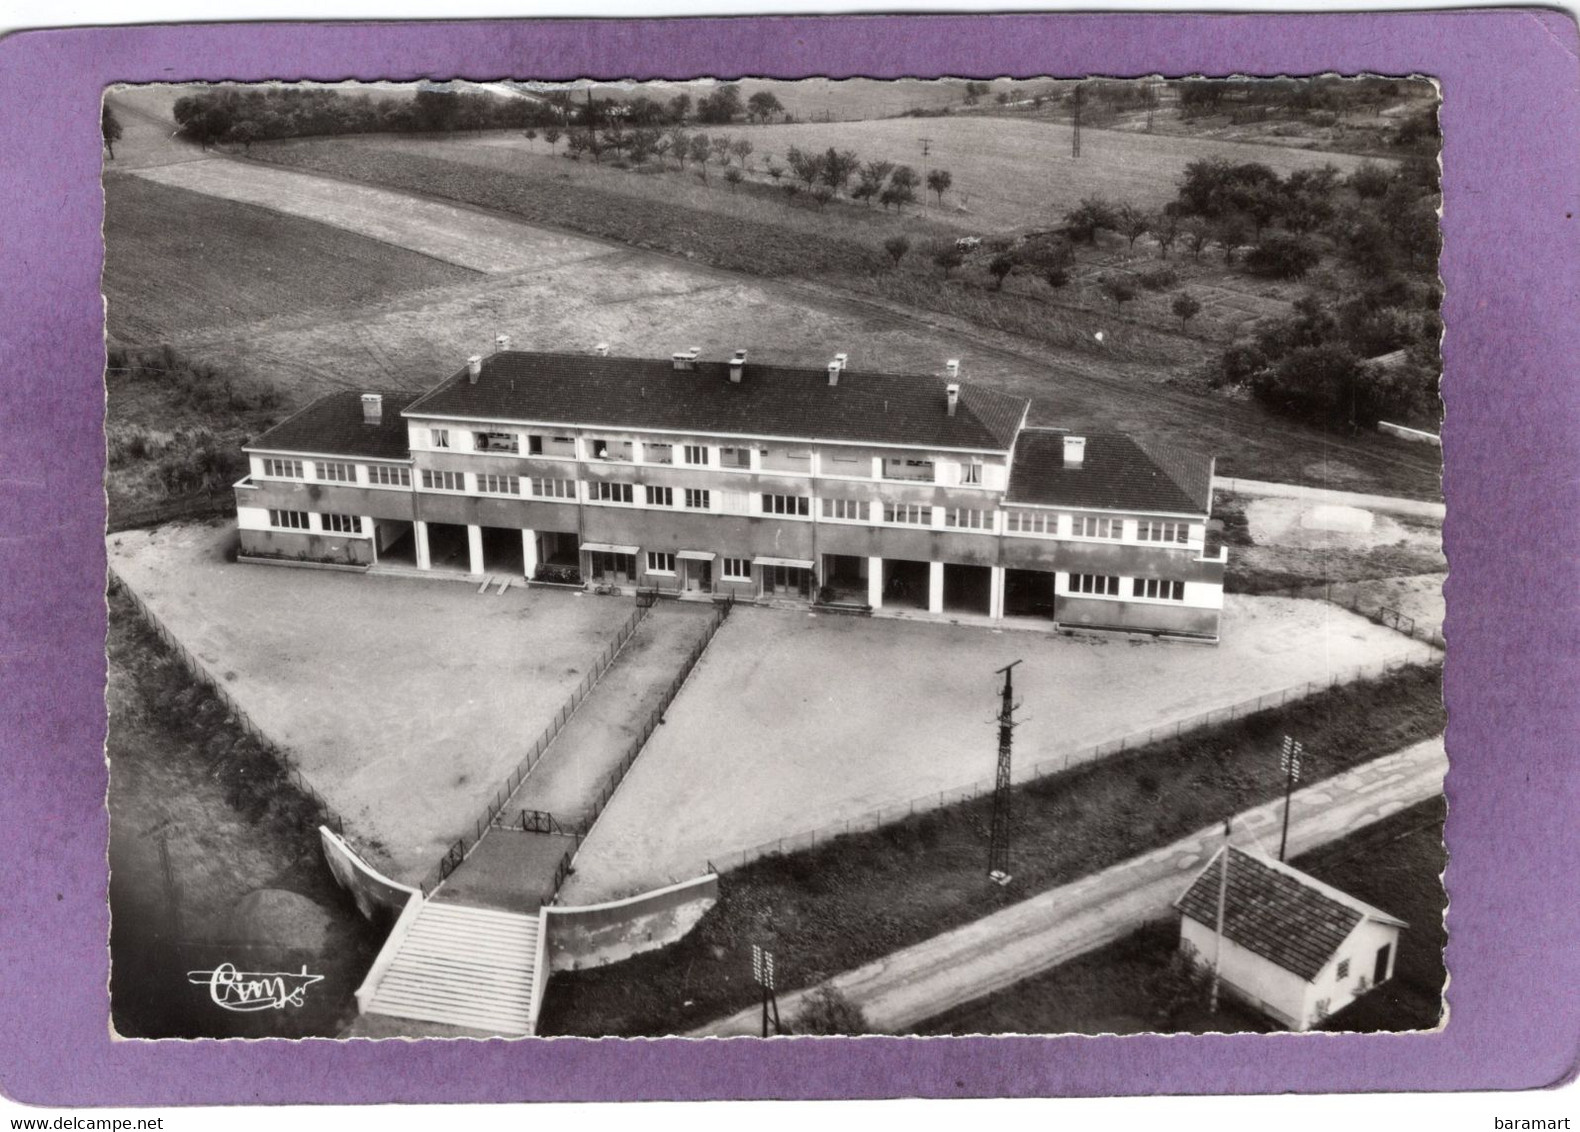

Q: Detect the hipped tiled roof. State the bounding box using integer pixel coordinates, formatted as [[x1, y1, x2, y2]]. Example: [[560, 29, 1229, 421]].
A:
[[246, 390, 419, 461], [402, 351, 1027, 453], [1005, 429, 1213, 515]]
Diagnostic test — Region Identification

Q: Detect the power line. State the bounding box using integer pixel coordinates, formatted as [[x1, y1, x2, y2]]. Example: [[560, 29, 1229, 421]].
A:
[[987, 659, 1022, 885]]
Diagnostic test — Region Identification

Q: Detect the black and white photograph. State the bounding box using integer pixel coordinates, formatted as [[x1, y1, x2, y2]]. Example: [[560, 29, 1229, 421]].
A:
[[101, 73, 1446, 1041]]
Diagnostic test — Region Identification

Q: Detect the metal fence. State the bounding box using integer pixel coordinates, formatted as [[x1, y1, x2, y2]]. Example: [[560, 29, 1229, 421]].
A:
[[701, 653, 1442, 876], [567, 595, 735, 854], [418, 597, 654, 896], [108, 568, 348, 835], [1271, 583, 1446, 649]]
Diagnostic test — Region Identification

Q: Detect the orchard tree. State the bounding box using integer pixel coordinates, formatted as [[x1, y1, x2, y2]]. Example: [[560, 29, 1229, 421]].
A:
[[883, 234, 911, 268], [1064, 197, 1117, 244], [1098, 274, 1139, 311], [523, 127, 538, 144], [885, 164, 919, 210], [926, 168, 953, 206], [668, 128, 690, 168], [101, 103, 123, 160], [724, 167, 744, 192], [1151, 211, 1181, 258], [1028, 239, 1075, 289], [987, 252, 1017, 290], [821, 147, 859, 195], [1114, 203, 1151, 251], [1172, 292, 1203, 326], [543, 125, 561, 152], [730, 137, 754, 167], [689, 133, 712, 177], [811, 185, 835, 210], [710, 135, 732, 165], [933, 245, 965, 279], [1181, 217, 1212, 262]]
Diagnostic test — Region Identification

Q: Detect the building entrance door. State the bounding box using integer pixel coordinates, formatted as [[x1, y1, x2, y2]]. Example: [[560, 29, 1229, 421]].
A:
[[683, 558, 713, 593]]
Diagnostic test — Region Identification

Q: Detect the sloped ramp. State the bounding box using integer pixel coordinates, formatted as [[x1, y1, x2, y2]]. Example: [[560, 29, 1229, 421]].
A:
[[362, 900, 546, 1036]]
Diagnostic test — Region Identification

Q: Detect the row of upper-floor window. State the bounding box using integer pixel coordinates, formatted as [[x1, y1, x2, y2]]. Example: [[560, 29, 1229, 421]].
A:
[[407, 426, 1000, 487], [252, 459, 1200, 544]]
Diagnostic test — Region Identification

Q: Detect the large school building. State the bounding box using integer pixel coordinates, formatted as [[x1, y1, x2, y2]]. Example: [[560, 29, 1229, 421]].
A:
[[233, 344, 1228, 639]]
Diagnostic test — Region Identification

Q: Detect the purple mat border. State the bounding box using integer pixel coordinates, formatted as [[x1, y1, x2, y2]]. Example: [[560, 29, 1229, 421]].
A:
[[2, 8, 1577, 1106]]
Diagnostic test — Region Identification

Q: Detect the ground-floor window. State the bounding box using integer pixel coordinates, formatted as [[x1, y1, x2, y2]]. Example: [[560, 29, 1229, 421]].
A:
[[722, 557, 751, 581], [646, 551, 676, 574], [1133, 578, 1185, 601], [268, 509, 310, 530], [763, 565, 811, 597], [1070, 573, 1121, 596], [321, 513, 362, 534], [589, 551, 635, 582]]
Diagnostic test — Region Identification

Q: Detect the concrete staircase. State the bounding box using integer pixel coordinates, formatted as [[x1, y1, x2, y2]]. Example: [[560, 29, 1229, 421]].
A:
[[361, 900, 546, 1036]]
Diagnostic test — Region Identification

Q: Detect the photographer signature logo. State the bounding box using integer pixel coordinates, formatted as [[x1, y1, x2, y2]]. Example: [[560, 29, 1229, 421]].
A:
[[187, 963, 325, 1012]]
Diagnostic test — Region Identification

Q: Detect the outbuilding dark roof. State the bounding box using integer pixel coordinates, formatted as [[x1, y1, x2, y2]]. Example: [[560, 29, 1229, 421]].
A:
[[1005, 429, 1213, 515], [1175, 847, 1405, 981], [402, 351, 1027, 453], [245, 390, 419, 461]]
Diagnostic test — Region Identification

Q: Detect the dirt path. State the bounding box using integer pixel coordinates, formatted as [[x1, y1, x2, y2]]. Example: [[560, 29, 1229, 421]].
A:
[[1220, 477, 1446, 520], [131, 158, 622, 274], [693, 735, 1446, 1036]]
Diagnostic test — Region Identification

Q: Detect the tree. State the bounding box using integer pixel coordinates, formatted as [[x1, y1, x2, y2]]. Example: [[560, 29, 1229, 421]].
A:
[[963, 80, 989, 105], [1098, 274, 1139, 311], [1151, 211, 1180, 258], [1251, 342, 1368, 429], [933, 245, 965, 278], [1172, 292, 1203, 326], [1181, 217, 1212, 262], [730, 137, 754, 167], [926, 168, 953, 205], [746, 90, 784, 123], [1144, 951, 1214, 1026], [709, 135, 732, 165], [667, 92, 692, 124], [1213, 214, 1251, 266], [1113, 203, 1151, 250], [854, 159, 894, 206], [228, 120, 259, 152], [883, 234, 911, 268], [523, 127, 538, 144], [696, 84, 743, 124], [884, 165, 919, 211], [689, 133, 712, 177], [724, 167, 744, 192], [564, 131, 590, 160], [987, 252, 1017, 290], [668, 128, 690, 168], [765, 163, 784, 182], [1243, 232, 1322, 280], [793, 985, 867, 1036], [101, 103, 123, 160], [786, 145, 824, 191], [821, 147, 859, 195], [1064, 197, 1118, 244], [811, 185, 834, 210], [1349, 160, 1393, 199], [543, 125, 561, 153]]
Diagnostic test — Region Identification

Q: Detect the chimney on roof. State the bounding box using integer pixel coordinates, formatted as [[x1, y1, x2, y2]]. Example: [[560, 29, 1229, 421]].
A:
[[467, 355, 483, 384], [672, 346, 702, 371], [1064, 435, 1086, 468], [827, 361, 841, 387], [946, 382, 960, 417], [495, 334, 511, 354], [945, 358, 961, 380], [594, 342, 611, 357], [729, 348, 748, 384], [360, 393, 383, 425]]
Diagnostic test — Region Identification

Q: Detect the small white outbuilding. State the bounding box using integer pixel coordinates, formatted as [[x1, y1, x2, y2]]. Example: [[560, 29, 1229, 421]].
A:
[[1175, 845, 1407, 1031]]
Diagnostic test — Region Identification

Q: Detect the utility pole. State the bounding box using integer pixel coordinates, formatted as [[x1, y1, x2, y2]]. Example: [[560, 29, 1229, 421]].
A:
[[752, 944, 781, 1036], [918, 136, 933, 211], [1278, 735, 1304, 862], [1209, 816, 1232, 1014], [987, 659, 1022, 885], [1070, 82, 1083, 159]]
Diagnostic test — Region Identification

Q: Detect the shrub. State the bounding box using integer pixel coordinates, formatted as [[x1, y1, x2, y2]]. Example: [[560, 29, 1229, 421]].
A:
[[1243, 232, 1321, 279], [1172, 292, 1203, 325], [1097, 274, 1139, 310], [1349, 161, 1393, 199], [932, 245, 965, 279], [1138, 265, 1178, 291], [793, 985, 868, 1035], [987, 253, 1017, 290], [882, 234, 911, 268]]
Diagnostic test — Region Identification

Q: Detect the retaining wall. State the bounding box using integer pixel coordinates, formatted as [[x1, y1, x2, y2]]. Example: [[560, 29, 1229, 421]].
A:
[[545, 873, 718, 971]]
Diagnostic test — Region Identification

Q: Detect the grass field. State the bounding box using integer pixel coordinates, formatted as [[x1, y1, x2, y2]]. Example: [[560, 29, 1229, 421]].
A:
[[539, 662, 1444, 1036], [108, 586, 377, 1038], [103, 174, 479, 342], [107, 522, 636, 884], [914, 797, 1444, 1035], [563, 596, 1439, 902]]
